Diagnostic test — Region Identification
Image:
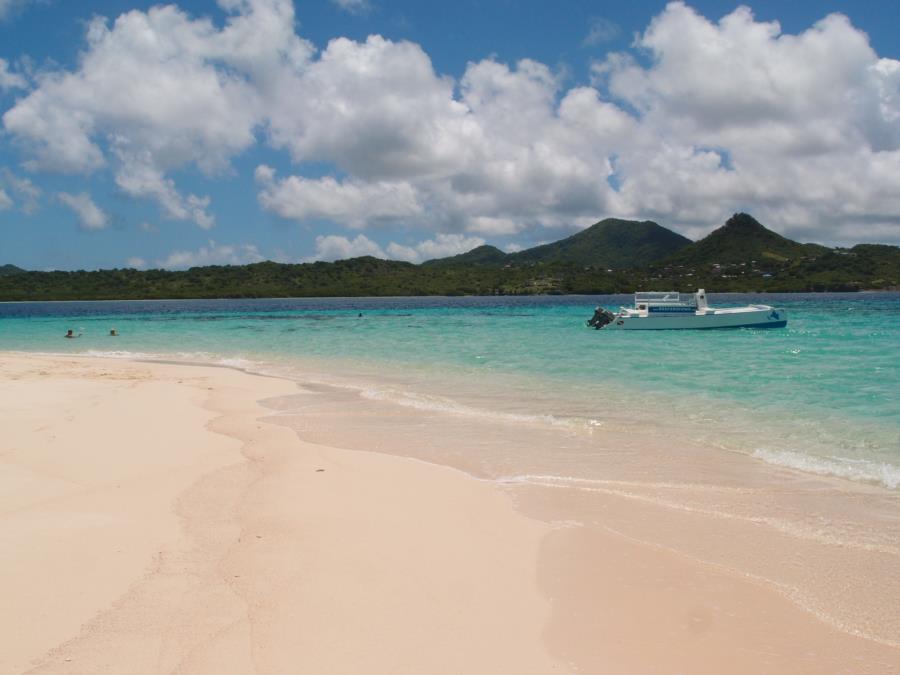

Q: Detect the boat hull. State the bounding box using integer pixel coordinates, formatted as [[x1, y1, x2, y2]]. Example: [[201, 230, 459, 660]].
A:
[[607, 307, 787, 330]]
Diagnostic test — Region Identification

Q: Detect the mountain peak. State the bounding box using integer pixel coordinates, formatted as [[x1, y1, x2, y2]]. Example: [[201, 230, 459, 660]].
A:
[[0, 264, 26, 277], [423, 219, 691, 269], [422, 244, 508, 266], [507, 218, 691, 268], [662, 213, 815, 265], [465, 244, 506, 257], [723, 212, 766, 232]]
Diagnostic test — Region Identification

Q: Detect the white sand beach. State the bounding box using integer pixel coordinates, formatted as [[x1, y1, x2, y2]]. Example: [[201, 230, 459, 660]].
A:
[[2, 354, 898, 673]]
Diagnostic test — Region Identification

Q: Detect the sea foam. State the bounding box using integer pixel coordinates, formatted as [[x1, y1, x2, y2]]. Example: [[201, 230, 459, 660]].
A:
[[359, 386, 599, 430], [753, 448, 900, 490]]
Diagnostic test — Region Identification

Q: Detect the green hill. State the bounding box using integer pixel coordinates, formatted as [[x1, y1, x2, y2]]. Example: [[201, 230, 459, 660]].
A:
[[770, 244, 900, 291], [1, 214, 897, 300], [507, 218, 691, 268], [0, 264, 26, 277], [423, 244, 508, 266], [663, 213, 825, 266]]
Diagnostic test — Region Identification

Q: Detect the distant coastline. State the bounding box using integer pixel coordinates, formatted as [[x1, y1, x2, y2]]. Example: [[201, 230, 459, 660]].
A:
[[2, 213, 897, 301], [2, 289, 900, 305]]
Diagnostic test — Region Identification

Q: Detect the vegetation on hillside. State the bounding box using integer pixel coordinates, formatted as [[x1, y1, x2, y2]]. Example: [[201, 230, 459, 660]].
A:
[[506, 218, 691, 268], [0, 264, 25, 277], [663, 213, 827, 266], [2, 214, 898, 300], [421, 244, 508, 266]]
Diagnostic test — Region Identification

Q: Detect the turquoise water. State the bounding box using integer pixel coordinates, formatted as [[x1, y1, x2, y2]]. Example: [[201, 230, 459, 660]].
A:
[[2, 293, 899, 486]]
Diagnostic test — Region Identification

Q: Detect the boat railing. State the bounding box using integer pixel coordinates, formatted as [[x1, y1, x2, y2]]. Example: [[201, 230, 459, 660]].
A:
[[634, 291, 696, 306]]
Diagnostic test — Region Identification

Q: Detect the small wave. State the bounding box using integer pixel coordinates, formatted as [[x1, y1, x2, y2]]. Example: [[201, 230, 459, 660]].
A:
[[83, 349, 162, 360], [503, 474, 900, 554], [499, 474, 759, 493], [215, 357, 260, 369], [753, 448, 900, 490], [359, 387, 600, 430], [82, 349, 267, 372]]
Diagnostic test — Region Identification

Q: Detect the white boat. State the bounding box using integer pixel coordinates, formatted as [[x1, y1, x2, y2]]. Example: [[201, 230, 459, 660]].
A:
[[587, 289, 787, 330]]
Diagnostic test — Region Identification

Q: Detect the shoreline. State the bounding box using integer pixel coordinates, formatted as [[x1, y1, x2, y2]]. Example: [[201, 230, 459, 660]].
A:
[[7, 346, 900, 492], [1, 288, 896, 305], [43, 345, 900, 495], [2, 353, 899, 672]]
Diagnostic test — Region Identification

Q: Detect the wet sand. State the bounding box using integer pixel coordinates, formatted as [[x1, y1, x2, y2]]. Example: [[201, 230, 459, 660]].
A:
[[2, 353, 899, 673]]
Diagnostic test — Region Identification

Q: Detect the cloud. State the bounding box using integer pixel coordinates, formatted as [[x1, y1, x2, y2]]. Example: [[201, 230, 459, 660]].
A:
[[330, 0, 371, 15], [157, 240, 265, 269], [310, 234, 386, 261], [0, 0, 41, 22], [57, 192, 108, 230], [258, 38, 623, 234], [0, 168, 40, 213], [4, 0, 900, 246], [0, 187, 11, 210], [265, 4, 900, 243], [263, 35, 476, 181], [126, 256, 147, 269], [582, 17, 621, 46], [308, 232, 487, 263], [589, 2, 900, 241], [255, 165, 422, 228], [0, 58, 26, 89], [3, 0, 312, 225], [386, 233, 485, 263], [115, 162, 215, 229]]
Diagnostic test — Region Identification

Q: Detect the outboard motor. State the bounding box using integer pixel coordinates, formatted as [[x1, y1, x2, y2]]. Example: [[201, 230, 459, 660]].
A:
[[587, 307, 616, 329]]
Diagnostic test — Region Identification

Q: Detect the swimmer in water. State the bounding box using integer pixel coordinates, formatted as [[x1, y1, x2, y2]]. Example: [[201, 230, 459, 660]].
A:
[[64, 329, 80, 339], [109, 328, 118, 336]]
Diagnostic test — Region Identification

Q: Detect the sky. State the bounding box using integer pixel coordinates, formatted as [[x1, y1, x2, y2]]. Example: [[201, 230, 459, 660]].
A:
[[0, 0, 898, 271]]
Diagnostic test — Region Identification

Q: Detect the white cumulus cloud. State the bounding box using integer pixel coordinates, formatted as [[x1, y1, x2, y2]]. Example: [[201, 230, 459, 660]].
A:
[[3, 0, 900, 246], [593, 1, 900, 241], [3, 0, 311, 226], [1, 169, 41, 213], [0, 187, 11, 210], [0, 58, 26, 89], [256, 166, 423, 228], [157, 240, 265, 269], [310, 234, 386, 261], [262, 4, 900, 243], [57, 192, 108, 230], [386, 233, 486, 263], [115, 162, 215, 229], [309, 232, 488, 263], [256, 38, 624, 235]]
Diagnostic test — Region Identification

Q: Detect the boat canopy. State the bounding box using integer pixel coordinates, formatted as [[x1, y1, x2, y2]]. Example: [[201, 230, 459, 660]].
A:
[[633, 289, 708, 311], [634, 291, 695, 305]]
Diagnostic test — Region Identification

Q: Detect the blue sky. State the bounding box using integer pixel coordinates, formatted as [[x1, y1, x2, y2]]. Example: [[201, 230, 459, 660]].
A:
[[1, 0, 899, 270]]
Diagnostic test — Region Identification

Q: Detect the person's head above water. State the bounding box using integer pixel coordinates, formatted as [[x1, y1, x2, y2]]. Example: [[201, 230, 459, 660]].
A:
[[65, 329, 75, 338], [109, 328, 118, 336]]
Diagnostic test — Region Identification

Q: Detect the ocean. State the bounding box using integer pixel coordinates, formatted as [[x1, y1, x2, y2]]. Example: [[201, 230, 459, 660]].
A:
[[2, 292, 898, 488]]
